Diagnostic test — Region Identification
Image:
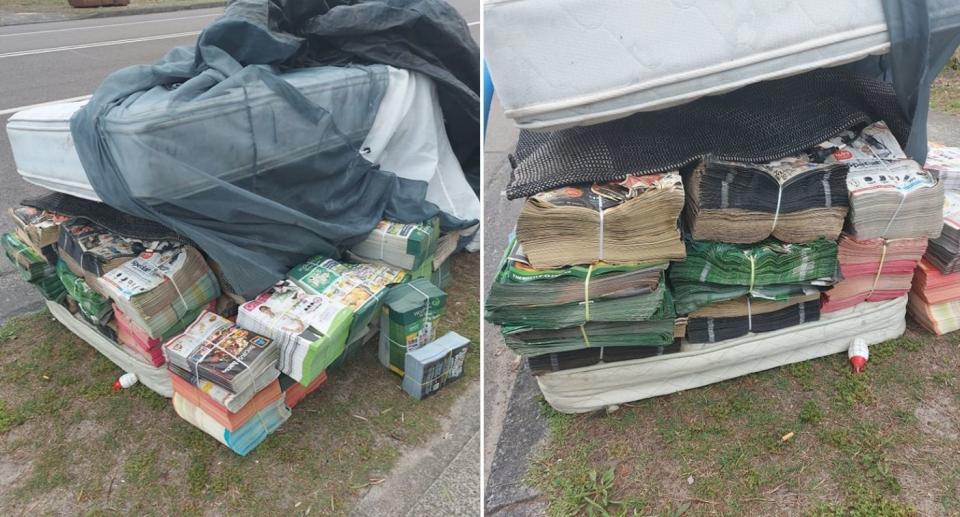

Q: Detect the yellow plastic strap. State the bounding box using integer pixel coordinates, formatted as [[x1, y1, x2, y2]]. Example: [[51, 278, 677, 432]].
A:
[[579, 324, 591, 348], [747, 254, 757, 292], [582, 263, 594, 322], [868, 240, 888, 300]]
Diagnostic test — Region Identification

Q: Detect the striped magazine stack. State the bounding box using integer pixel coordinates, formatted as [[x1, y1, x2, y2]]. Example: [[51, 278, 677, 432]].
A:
[[487, 174, 685, 373]]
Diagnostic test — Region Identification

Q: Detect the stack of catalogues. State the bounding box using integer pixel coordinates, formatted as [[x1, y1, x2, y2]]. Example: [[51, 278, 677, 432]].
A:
[[515, 173, 686, 268], [821, 234, 927, 312], [683, 158, 848, 244], [908, 259, 960, 335], [98, 245, 221, 338], [238, 280, 353, 386]]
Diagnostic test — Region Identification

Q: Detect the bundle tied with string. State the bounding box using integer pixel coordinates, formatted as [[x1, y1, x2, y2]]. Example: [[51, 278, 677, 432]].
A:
[[401, 331, 470, 400], [163, 310, 280, 395], [287, 255, 406, 340], [820, 234, 927, 313], [378, 278, 446, 376], [515, 172, 686, 269], [521, 268, 678, 373], [169, 369, 283, 432], [98, 244, 221, 339], [348, 218, 440, 271], [670, 238, 839, 316], [172, 390, 290, 456], [237, 279, 353, 386], [499, 275, 676, 360], [2, 232, 65, 301], [830, 124, 944, 241], [682, 158, 849, 244]]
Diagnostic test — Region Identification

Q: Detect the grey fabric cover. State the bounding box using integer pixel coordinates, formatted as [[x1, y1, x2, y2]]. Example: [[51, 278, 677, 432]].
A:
[[876, 0, 960, 163], [69, 0, 478, 298]]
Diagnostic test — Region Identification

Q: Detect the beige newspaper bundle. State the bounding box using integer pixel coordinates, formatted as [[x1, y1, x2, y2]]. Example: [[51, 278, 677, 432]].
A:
[[516, 172, 685, 268]]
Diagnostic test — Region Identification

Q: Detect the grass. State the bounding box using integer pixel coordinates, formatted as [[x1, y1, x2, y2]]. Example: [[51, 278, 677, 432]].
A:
[[528, 323, 960, 516], [931, 49, 960, 115], [0, 251, 479, 515]]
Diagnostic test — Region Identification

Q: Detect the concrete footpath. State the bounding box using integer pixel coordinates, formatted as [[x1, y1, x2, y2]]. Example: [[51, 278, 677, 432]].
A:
[[482, 97, 550, 515], [480, 107, 960, 514], [353, 381, 481, 516]]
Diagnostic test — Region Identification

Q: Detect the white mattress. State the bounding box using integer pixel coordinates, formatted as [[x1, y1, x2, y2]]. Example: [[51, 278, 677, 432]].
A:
[[47, 300, 172, 398], [6, 66, 479, 224], [537, 296, 907, 413], [484, 0, 890, 130]]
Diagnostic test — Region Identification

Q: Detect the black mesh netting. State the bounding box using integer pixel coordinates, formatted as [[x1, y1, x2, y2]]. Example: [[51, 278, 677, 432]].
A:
[[21, 193, 187, 243], [506, 69, 911, 199]]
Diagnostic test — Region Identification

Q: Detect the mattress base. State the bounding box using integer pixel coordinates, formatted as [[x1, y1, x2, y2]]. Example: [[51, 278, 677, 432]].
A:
[[536, 297, 907, 413], [47, 300, 172, 397], [485, 0, 891, 131]]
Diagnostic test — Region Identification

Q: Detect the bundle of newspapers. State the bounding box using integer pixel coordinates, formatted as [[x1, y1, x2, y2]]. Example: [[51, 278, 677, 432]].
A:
[[2, 231, 64, 301], [908, 259, 960, 335], [515, 173, 686, 268], [378, 278, 447, 375], [55, 260, 111, 326], [670, 238, 839, 314], [98, 244, 221, 338], [818, 122, 944, 241], [401, 331, 470, 400], [8, 206, 66, 263], [924, 144, 960, 191], [820, 234, 928, 312], [287, 256, 406, 340], [238, 280, 353, 387], [683, 158, 848, 243], [57, 218, 147, 290], [670, 239, 838, 342], [487, 234, 678, 371], [486, 238, 667, 323], [348, 218, 439, 271], [924, 190, 960, 273], [162, 311, 290, 455], [164, 311, 280, 394]]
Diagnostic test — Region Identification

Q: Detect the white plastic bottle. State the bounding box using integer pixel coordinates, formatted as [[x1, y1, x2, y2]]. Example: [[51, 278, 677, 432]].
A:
[[112, 372, 138, 391], [848, 338, 869, 373]]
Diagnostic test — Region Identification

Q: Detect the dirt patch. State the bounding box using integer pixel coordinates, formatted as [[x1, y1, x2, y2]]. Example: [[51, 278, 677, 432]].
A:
[[0, 459, 31, 488], [914, 396, 960, 440]]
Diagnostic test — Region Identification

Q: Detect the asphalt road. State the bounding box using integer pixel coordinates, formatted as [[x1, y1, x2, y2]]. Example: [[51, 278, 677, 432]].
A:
[[0, 3, 480, 323]]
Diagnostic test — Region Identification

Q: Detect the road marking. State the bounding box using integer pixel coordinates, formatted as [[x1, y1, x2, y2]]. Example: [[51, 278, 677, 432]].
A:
[[0, 13, 220, 38], [0, 95, 93, 116], [0, 31, 200, 59]]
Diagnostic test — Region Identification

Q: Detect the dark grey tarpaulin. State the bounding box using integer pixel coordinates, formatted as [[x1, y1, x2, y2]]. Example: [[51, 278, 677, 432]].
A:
[[877, 0, 960, 164], [505, 1, 960, 199], [70, 0, 479, 298]]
